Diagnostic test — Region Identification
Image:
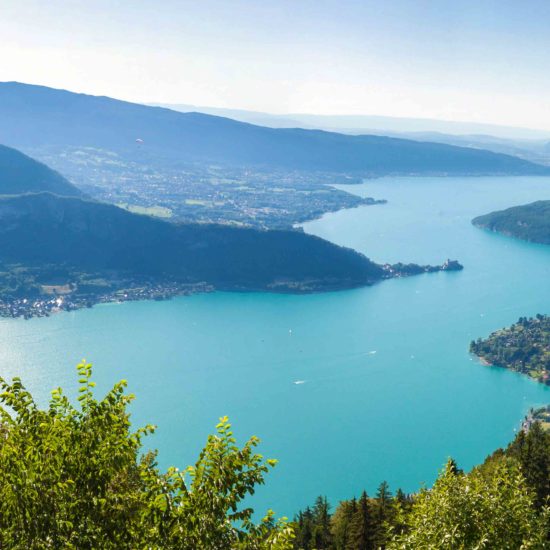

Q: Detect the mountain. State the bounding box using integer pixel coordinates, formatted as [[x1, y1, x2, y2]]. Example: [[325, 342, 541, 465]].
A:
[[0, 82, 547, 175], [0, 192, 385, 291], [472, 201, 550, 245], [153, 103, 550, 166], [152, 103, 550, 140], [0, 144, 82, 197], [149, 103, 307, 130], [379, 132, 550, 166]]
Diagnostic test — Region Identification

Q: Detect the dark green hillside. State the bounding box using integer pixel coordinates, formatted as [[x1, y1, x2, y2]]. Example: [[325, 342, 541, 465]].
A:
[[472, 200, 550, 244], [0, 82, 547, 175], [0, 193, 383, 291], [0, 144, 82, 197]]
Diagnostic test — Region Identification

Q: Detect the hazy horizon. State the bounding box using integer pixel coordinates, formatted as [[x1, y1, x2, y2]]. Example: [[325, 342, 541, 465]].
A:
[[2, 1, 550, 131], [149, 100, 550, 139]]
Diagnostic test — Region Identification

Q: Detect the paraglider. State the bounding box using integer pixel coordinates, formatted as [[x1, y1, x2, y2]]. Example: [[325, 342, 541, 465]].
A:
[[135, 138, 144, 145]]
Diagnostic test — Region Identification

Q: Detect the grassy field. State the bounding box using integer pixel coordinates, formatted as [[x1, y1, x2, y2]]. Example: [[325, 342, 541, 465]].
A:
[[117, 204, 173, 218]]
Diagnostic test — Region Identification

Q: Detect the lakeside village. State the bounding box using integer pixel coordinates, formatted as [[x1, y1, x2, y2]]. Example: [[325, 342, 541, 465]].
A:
[[0, 259, 464, 320], [0, 280, 213, 319]]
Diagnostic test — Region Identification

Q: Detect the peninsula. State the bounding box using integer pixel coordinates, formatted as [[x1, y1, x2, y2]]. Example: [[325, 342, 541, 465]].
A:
[[472, 200, 550, 245], [470, 315, 550, 384], [0, 145, 464, 318]]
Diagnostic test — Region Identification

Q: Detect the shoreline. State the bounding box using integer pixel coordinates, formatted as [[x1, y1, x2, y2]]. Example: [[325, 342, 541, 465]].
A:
[[0, 281, 214, 320], [0, 279, 374, 320], [0, 257, 463, 321], [292, 194, 387, 230], [471, 315, 549, 387]]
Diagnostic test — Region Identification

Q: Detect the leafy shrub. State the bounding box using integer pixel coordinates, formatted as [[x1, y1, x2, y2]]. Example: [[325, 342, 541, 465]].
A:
[[0, 361, 293, 549]]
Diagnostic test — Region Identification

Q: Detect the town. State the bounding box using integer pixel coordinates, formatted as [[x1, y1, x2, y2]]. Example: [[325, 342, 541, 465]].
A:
[[26, 145, 386, 228], [0, 279, 213, 319]]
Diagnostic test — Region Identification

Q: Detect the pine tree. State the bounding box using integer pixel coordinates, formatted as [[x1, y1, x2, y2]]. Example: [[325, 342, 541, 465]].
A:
[[331, 498, 357, 550], [347, 491, 373, 550], [294, 507, 314, 549], [312, 496, 332, 549], [372, 481, 393, 549], [394, 488, 409, 506]]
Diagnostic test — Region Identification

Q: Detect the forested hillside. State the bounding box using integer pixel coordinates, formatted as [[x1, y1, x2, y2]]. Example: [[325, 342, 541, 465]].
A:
[[473, 201, 550, 245], [0, 192, 385, 292]]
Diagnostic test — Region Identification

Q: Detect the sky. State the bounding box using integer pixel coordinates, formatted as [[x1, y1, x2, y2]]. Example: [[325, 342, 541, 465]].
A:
[[2, 0, 550, 130]]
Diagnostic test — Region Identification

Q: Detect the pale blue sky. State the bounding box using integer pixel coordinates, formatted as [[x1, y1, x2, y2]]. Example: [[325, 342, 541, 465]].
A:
[[2, 0, 550, 129]]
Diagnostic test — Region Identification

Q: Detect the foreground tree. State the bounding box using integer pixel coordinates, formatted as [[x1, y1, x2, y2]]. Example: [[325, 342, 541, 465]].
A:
[[506, 422, 550, 507], [0, 361, 293, 549], [389, 458, 549, 549]]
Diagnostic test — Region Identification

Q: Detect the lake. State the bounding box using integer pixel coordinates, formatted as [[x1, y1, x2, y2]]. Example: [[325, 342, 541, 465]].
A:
[[0, 175, 549, 517]]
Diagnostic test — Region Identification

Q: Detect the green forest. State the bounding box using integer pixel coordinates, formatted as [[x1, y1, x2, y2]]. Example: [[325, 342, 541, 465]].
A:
[[471, 314, 550, 384], [472, 200, 550, 245], [1, 361, 549, 549]]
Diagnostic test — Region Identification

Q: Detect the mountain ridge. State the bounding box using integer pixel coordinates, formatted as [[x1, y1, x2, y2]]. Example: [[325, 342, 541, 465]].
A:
[[1, 81, 547, 175], [0, 143, 82, 197], [0, 191, 386, 291]]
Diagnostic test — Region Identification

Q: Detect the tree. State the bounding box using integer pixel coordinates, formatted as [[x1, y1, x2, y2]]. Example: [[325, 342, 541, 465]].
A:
[[391, 489, 413, 541], [347, 491, 374, 550], [393, 489, 410, 507], [331, 499, 357, 550], [372, 481, 394, 549], [0, 361, 293, 549], [312, 496, 332, 549], [507, 422, 550, 507], [294, 508, 314, 550], [389, 459, 549, 549]]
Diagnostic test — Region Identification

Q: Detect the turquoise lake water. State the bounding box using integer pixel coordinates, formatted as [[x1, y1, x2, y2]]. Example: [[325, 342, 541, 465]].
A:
[[0, 176, 549, 517]]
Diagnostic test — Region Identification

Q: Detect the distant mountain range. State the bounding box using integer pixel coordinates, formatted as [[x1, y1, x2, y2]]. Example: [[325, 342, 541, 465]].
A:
[[473, 201, 550, 245], [153, 103, 550, 167], [0, 82, 547, 175], [151, 103, 550, 140]]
